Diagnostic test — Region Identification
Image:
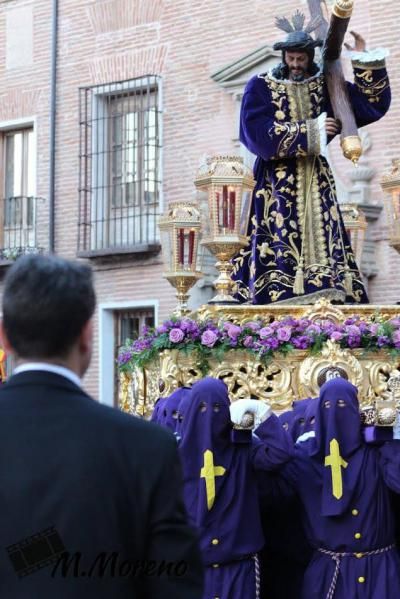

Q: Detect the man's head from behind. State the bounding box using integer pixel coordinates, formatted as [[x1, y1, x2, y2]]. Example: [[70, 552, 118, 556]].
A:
[[1, 254, 96, 376]]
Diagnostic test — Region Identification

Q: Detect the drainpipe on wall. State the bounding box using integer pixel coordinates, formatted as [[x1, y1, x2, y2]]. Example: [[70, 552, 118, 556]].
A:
[[48, 0, 58, 252]]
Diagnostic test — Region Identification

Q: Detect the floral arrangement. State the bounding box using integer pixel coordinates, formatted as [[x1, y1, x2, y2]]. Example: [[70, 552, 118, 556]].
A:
[[118, 315, 400, 374]]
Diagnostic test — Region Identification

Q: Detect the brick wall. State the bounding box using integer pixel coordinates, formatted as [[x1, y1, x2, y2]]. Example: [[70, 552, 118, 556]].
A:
[[0, 0, 398, 399]]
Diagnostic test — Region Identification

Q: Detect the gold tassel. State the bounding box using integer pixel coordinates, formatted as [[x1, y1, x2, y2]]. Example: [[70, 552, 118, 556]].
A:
[[344, 266, 353, 296], [293, 262, 305, 296]]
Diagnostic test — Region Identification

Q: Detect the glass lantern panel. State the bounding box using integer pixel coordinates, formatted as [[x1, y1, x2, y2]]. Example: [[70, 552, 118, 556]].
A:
[[176, 227, 198, 271], [239, 189, 252, 236], [212, 185, 240, 234], [198, 190, 211, 239], [159, 226, 173, 270]]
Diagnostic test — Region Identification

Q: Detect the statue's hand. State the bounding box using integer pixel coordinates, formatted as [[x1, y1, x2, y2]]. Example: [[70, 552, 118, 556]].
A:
[[344, 30, 367, 53]]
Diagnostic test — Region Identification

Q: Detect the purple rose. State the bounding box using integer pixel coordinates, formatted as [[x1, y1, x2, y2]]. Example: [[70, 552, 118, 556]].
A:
[[224, 323, 242, 339], [277, 325, 292, 342], [243, 335, 254, 348], [169, 328, 185, 343], [201, 330, 218, 347], [259, 326, 274, 339]]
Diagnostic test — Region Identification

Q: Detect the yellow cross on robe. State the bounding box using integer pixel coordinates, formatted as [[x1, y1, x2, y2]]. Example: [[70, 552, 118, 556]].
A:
[[324, 438, 348, 499], [200, 450, 226, 510]]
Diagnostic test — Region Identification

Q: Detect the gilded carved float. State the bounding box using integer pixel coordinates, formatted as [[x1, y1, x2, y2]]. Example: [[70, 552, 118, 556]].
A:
[[119, 299, 400, 419]]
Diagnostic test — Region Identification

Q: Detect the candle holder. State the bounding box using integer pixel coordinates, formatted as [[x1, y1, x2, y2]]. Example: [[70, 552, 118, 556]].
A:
[[381, 159, 400, 254], [158, 201, 203, 315], [195, 156, 255, 303]]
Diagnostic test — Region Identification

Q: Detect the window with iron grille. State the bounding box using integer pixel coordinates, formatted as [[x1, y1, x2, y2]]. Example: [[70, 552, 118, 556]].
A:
[[1, 127, 42, 260], [79, 76, 162, 255]]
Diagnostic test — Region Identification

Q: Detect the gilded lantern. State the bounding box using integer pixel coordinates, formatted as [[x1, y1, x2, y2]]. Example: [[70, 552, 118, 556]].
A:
[[194, 156, 255, 303], [158, 201, 203, 314]]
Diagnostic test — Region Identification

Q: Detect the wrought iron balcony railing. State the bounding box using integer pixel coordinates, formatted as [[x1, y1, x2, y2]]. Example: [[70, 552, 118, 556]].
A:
[[0, 196, 46, 261]]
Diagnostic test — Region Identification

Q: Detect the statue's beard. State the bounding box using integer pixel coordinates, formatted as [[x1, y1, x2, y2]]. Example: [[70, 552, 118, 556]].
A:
[[290, 69, 306, 82]]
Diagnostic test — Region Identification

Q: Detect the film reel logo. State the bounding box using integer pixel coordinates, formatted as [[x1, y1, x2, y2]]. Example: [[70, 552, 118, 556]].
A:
[[7, 526, 66, 577]]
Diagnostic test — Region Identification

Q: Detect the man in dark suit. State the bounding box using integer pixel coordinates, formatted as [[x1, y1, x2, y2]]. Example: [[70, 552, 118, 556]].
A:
[[0, 254, 203, 598]]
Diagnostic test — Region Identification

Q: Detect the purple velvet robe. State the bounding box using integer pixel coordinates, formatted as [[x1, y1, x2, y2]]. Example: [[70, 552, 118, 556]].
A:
[[178, 377, 291, 599], [257, 379, 400, 598], [232, 59, 390, 305]]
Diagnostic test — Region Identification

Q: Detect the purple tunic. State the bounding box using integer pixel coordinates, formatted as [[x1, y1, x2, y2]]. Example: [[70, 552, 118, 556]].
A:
[[178, 377, 290, 599], [258, 379, 400, 598]]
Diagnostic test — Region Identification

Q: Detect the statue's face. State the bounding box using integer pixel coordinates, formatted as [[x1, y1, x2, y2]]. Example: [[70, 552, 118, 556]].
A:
[[285, 51, 310, 81]]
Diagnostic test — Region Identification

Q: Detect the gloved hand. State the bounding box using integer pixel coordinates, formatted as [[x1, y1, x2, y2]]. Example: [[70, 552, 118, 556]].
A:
[[230, 398, 272, 429]]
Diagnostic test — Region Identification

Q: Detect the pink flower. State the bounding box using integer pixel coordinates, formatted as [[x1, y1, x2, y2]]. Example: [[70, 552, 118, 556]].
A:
[[259, 326, 274, 339], [330, 331, 343, 342], [169, 328, 185, 343], [277, 326, 292, 342], [201, 330, 218, 348]]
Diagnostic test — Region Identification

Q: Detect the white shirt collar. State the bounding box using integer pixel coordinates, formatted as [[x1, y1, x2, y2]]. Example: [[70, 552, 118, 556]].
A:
[[13, 362, 82, 388]]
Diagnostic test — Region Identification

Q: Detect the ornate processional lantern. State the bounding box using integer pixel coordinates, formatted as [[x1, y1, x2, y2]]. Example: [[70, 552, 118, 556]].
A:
[[340, 204, 367, 266], [194, 156, 255, 303], [158, 201, 203, 315], [381, 159, 400, 253]]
